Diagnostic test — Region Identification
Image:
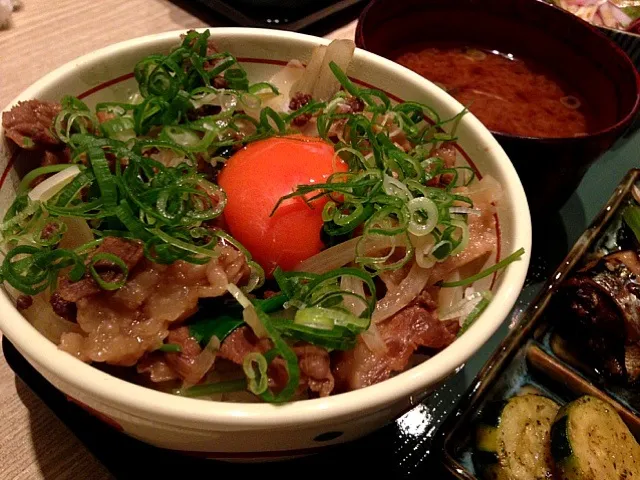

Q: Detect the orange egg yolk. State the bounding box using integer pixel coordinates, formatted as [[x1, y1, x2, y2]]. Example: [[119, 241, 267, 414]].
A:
[[217, 135, 348, 276]]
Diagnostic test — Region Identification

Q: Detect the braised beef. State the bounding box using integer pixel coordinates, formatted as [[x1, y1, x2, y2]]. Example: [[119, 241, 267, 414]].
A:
[[16, 295, 32, 310], [332, 288, 458, 391], [58, 245, 247, 366], [164, 326, 206, 384], [50, 292, 77, 321], [55, 237, 144, 303], [2, 100, 62, 149], [289, 92, 313, 127]]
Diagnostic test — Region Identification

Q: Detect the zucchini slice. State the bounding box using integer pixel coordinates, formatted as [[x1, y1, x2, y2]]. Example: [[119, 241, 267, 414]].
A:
[[475, 401, 507, 480], [475, 395, 560, 480], [550, 395, 640, 480]]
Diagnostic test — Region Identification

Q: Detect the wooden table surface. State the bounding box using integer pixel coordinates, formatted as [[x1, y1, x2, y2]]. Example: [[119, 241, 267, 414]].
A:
[[0, 2, 355, 478]]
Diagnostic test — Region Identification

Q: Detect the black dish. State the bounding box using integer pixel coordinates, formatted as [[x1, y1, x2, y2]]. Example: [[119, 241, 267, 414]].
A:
[[173, 0, 368, 32]]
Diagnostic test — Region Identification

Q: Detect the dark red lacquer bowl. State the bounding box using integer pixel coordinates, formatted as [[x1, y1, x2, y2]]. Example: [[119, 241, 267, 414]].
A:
[[356, 0, 640, 214]]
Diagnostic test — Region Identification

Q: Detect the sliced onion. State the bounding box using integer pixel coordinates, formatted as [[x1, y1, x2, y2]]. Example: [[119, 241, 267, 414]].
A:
[[291, 45, 327, 96], [28, 165, 80, 203], [436, 271, 461, 318], [219, 93, 238, 112], [449, 206, 481, 216], [227, 283, 268, 338], [340, 274, 367, 317], [16, 290, 81, 344], [243, 304, 268, 339], [407, 197, 438, 236], [261, 60, 306, 112], [294, 236, 361, 274], [190, 92, 218, 110], [465, 174, 503, 205], [312, 39, 356, 102], [30, 310, 81, 344], [184, 336, 220, 386], [372, 261, 431, 324], [361, 321, 388, 356], [383, 174, 413, 203], [411, 233, 437, 269], [269, 59, 305, 92], [58, 217, 95, 250], [439, 288, 482, 322], [449, 219, 470, 256], [227, 283, 251, 308]]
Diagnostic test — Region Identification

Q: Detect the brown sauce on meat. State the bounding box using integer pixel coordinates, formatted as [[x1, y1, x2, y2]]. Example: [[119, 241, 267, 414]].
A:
[[395, 45, 594, 138]]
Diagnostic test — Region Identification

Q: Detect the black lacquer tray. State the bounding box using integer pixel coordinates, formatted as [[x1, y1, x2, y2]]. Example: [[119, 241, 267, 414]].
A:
[[172, 0, 368, 33]]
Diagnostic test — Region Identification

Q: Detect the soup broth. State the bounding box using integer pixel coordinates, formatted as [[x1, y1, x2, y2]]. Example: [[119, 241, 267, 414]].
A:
[[395, 45, 594, 138]]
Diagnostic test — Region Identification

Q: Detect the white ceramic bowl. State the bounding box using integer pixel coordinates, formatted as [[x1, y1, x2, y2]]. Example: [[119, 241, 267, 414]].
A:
[[0, 28, 532, 459]]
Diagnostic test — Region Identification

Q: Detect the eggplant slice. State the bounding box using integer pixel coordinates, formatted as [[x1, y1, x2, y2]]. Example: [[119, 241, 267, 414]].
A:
[[553, 251, 640, 384]]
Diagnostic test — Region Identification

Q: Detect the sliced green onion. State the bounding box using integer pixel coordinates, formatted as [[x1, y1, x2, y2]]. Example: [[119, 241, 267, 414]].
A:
[[189, 315, 244, 346], [448, 218, 470, 256], [254, 293, 288, 313], [100, 116, 136, 141], [407, 197, 439, 236], [177, 379, 247, 397], [160, 125, 214, 152], [242, 352, 269, 395], [88, 252, 129, 290], [88, 147, 117, 207], [439, 248, 526, 288], [294, 308, 335, 330], [248, 82, 279, 95], [458, 291, 493, 336], [114, 201, 152, 241], [259, 107, 286, 134], [53, 170, 95, 207], [17, 165, 74, 195], [294, 306, 368, 331], [382, 174, 413, 203], [253, 307, 300, 403], [329, 61, 360, 98], [157, 343, 182, 353], [151, 228, 219, 259], [272, 318, 357, 351]]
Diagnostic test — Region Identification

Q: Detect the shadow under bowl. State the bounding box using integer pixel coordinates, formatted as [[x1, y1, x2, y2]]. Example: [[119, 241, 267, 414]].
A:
[[356, 0, 640, 215]]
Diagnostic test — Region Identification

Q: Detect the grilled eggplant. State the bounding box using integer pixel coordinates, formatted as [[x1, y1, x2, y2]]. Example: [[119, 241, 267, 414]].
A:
[[553, 250, 640, 384]]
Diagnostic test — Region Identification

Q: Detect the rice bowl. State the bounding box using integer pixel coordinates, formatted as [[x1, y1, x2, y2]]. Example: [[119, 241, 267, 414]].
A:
[[0, 28, 531, 458]]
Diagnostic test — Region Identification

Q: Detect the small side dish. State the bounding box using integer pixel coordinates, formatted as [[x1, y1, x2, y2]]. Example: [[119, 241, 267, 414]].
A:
[[550, 0, 640, 34]]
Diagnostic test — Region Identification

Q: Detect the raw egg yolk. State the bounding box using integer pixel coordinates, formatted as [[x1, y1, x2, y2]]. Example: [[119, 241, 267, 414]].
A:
[[217, 135, 348, 276]]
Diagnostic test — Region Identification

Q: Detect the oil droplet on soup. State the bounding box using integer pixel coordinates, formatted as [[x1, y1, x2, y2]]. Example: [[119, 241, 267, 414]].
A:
[[395, 45, 593, 138]]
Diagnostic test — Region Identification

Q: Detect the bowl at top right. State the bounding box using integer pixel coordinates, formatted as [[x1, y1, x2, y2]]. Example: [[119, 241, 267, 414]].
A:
[[356, 0, 640, 215]]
